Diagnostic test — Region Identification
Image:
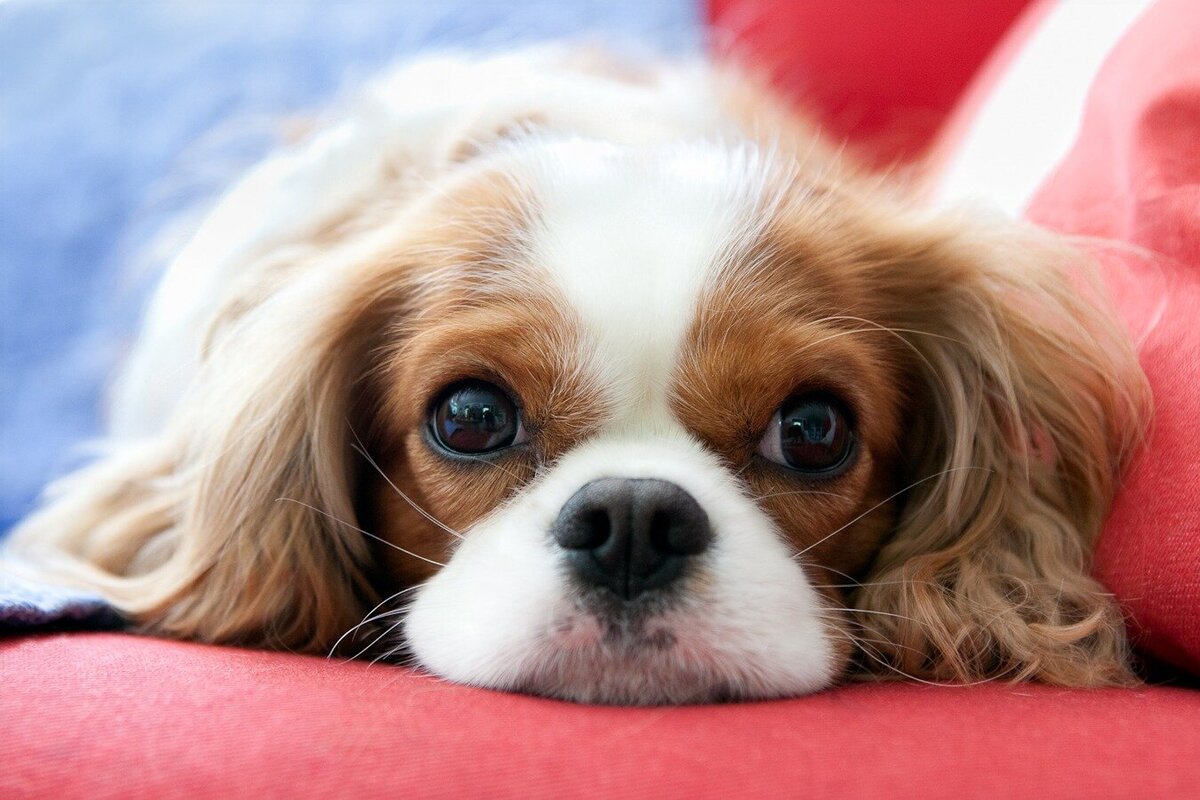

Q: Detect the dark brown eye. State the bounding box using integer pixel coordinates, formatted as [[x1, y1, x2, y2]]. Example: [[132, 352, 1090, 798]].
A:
[[758, 394, 854, 475], [430, 380, 524, 454]]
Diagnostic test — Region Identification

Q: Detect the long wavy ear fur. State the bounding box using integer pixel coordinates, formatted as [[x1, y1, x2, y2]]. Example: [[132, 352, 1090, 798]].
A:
[[854, 218, 1150, 685], [6, 258, 404, 653]]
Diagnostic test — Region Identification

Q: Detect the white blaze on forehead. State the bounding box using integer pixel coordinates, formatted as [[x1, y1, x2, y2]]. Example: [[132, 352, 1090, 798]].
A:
[[528, 140, 767, 434]]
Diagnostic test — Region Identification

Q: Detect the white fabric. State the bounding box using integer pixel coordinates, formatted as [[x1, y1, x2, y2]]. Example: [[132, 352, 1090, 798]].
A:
[[933, 0, 1153, 215]]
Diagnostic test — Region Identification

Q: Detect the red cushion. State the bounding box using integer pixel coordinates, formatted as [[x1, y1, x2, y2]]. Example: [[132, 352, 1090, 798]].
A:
[[3, 634, 1198, 798], [1022, 0, 1200, 677]]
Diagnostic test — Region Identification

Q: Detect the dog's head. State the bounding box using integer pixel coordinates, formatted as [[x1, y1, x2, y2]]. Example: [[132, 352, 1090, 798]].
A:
[[89, 129, 1137, 704], [15, 56, 1148, 704]]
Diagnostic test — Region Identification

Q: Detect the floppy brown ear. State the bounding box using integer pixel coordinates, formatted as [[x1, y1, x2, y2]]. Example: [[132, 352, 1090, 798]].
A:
[[853, 220, 1149, 685], [7, 256, 407, 653]]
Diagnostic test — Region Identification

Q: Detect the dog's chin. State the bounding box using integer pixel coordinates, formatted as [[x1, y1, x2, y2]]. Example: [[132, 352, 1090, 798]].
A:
[[405, 588, 842, 706], [512, 608, 749, 706]]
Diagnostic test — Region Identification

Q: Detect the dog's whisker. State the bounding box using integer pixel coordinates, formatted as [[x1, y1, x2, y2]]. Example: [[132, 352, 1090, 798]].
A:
[[347, 424, 466, 541], [849, 639, 1005, 688], [328, 584, 428, 657], [793, 466, 994, 559], [814, 314, 967, 347], [753, 488, 847, 501], [275, 497, 446, 567], [331, 607, 409, 658], [452, 452, 526, 481], [795, 315, 958, 399], [820, 606, 927, 625], [813, 583, 871, 589], [810, 564, 864, 585], [813, 579, 954, 590], [356, 616, 410, 664], [822, 626, 927, 658]]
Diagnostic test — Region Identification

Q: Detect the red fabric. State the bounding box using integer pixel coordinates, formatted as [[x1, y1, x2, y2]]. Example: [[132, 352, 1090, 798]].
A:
[[2, 634, 1198, 799], [706, 0, 1034, 165], [925, 0, 1056, 175], [1023, 0, 1200, 676]]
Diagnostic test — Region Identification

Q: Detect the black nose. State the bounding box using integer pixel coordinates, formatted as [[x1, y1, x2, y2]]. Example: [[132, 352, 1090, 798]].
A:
[[552, 478, 711, 600]]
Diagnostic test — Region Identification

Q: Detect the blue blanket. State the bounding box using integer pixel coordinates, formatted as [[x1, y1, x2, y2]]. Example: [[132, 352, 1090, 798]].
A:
[[0, 0, 700, 628]]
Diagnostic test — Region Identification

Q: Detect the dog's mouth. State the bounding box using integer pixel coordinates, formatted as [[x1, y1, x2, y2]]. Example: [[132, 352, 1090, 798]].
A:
[[552, 594, 681, 654], [506, 596, 746, 705], [388, 594, 808, 705], [400, 600, 835, 705]]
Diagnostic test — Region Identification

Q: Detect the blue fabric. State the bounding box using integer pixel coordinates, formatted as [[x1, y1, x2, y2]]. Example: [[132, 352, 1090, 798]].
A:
[[0, 0, 700, 626], [0, 571, 123, 631]]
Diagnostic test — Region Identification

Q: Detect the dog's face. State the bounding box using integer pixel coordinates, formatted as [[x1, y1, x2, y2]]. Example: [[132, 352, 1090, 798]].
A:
[[365, 141, 904, 702], [317, 136, 1133, 703]]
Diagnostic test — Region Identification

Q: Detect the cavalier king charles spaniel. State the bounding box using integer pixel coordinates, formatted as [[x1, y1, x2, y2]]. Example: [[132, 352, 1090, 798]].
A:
[[9, 47, 1148, 704]]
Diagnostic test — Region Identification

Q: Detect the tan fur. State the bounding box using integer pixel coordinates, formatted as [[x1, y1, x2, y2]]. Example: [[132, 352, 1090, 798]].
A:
[[848, 219, 1148, 686], [781, 188, 1151, 685]]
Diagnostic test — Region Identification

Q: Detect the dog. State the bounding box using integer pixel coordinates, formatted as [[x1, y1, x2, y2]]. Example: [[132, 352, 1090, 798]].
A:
[[7, 47, 1149, 704]]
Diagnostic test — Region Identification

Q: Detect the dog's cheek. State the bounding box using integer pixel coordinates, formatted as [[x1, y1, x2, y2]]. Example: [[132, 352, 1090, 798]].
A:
[[365, 432, 536, 587], [745, 463, 895, 577], [364, 474, 452, 587], [400, 506, 569, 690]]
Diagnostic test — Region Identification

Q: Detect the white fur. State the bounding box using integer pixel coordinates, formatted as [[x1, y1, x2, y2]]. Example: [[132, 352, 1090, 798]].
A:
[[530, 140, 757, 433]]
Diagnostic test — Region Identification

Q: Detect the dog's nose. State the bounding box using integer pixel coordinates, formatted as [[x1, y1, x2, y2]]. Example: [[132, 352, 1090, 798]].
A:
[[552, 478, 711, 600]]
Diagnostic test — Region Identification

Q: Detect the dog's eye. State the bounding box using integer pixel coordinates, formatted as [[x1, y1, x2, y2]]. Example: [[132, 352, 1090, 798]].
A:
[[758, 394, 854, 475], [430, 380, 525, 454]]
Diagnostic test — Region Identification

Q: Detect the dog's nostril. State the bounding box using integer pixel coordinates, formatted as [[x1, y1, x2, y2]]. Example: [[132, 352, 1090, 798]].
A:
[[553, 507, 611, 551], [551, 477, 712, 600], [652, 498, 711, 557], [648, 509, 673, 552], [582, 509, 611, 549]]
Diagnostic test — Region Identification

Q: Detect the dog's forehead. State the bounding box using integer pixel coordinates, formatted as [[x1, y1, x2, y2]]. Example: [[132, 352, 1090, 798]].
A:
[[522, 140, 775, 430]]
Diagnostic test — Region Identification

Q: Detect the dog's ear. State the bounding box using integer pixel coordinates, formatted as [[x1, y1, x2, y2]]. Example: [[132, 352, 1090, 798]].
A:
[[9, 255, 409, 653], [853, 219, 1149, 685]]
